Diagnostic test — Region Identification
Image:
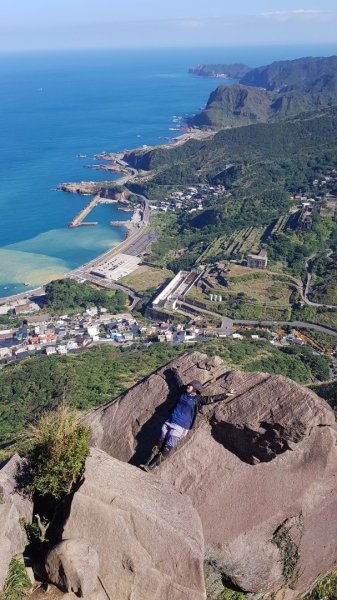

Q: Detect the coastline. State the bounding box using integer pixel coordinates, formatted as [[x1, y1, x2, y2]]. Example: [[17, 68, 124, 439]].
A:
[[0, 125, 206, 306]]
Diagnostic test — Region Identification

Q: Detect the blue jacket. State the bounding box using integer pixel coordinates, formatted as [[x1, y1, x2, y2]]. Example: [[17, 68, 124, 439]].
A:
[[169, 392, 198, 430], [169, 388, 232, 430]]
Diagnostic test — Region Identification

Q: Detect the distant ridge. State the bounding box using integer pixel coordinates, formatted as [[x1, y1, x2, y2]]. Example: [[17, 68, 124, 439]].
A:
[[188, 55, 337, 128], [188, 63, 251, 80]]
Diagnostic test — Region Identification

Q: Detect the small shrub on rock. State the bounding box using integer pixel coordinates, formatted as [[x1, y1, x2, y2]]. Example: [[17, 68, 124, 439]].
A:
[[23, 406, 90, 499]]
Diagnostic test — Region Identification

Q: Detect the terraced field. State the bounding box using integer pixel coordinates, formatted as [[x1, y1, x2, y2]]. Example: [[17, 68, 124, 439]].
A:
[[197, 226, 264, 263]]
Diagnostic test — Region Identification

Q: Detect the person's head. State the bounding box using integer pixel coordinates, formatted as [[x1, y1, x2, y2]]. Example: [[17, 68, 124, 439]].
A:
[[186, 380, 203, 395]]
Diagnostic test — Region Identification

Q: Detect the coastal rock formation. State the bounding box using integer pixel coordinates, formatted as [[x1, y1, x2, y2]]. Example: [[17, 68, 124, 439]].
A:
[[0, 454, 33, 590], [59, 448, 205, 600], [87, 351, 337, 595], [57, 182, 105, 195]]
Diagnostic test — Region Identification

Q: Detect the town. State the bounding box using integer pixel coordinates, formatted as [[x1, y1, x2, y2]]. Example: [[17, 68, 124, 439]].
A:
[[1, 282, 337, 382], [1, 167, 337, 374]]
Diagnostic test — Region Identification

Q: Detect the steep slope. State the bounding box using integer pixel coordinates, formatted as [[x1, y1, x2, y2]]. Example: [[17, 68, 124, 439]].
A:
[[240, 55, 337, 91], [56, 449, 206, 600], [190, 84, 272, 128]]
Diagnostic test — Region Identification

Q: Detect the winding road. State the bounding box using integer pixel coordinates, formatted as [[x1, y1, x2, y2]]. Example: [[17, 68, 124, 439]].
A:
[[303, 249, 336, 308]]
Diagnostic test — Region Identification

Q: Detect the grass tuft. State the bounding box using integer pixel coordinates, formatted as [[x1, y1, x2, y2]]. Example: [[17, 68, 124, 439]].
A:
[[22, 405, 90, 499], [1, 558, 31, 600]]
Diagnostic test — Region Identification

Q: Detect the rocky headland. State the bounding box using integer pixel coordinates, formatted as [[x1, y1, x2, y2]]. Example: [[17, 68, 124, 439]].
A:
[[188, 55, 337, 129], [189, 63, 252, 80]]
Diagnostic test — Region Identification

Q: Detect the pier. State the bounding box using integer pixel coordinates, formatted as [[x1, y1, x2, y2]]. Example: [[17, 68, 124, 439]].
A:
[[68, 195, 101, 228]]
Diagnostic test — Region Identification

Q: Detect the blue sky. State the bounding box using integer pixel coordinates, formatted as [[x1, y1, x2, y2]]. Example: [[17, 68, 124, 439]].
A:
[[1, 0, 337, 51]]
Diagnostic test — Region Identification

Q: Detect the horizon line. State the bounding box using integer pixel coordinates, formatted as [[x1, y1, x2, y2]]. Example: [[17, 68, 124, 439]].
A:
[[1, 42, 337, 55]]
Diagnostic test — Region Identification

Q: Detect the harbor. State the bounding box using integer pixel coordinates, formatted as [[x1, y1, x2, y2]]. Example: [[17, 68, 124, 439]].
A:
[[68, 195, 101, 228]]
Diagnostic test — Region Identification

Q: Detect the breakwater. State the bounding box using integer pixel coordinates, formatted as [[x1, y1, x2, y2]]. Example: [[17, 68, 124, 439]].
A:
[[68, 195, 101, 228]]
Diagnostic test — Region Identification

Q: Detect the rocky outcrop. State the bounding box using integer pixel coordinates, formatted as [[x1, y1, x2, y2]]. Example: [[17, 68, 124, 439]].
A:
[[87, 351, 337, 596], [57, 182, 105, 195], [59, 448, 205, 600], [0, 454, 33, 590], [45, 540, 99, 597]]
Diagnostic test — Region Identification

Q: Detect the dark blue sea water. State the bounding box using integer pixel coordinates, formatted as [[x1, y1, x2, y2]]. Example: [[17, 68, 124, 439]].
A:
[[1, 44, 337, 297]]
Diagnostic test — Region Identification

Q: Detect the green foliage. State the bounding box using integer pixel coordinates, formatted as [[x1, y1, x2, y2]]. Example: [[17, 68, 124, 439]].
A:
[[0, 315, 20, 329], [126, 105, 337, 192], [267, 215, 337, 277], [24, 517, 49, 544], [1, 558, 31, 600], [44, 279, 127, 314], [0, 344, 179, 444], [310, 251, 337, 305], [272, 523, 301, 584], [205, 562, 247, 600], [23, 406, 90, 499], [293, 304, 337, 331], [219, 585, 247, 600], [305, 569, 337, 600]]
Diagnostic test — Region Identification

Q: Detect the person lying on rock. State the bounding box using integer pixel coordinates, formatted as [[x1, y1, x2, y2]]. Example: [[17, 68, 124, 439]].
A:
[[141, 378, 235, 471]]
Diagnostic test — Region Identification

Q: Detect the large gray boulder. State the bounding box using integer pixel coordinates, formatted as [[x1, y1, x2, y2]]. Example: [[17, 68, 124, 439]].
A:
[[0, 454, 33, 590], [59, 448, 206, 600], [87, 351, 337, 596], [45, 540, 99, 597]]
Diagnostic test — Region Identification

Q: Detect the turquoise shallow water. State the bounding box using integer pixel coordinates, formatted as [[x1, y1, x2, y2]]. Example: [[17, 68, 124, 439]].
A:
[[1, 44, 337, 297]]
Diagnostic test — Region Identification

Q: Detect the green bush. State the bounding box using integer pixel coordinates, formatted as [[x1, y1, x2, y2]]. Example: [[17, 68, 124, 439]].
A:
[[1, 558, 31, 600], [44, 279, 127, 315], [305, 569, 337, 600], [24, 406, 90, 499]]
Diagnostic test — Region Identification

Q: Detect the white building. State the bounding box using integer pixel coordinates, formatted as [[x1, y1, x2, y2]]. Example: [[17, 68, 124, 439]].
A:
[[85, 306, 98, 317], [45, 346, 56, 355], [87, 325, 99, 338], [56, 345, 68, 355], [0, 347, 11, 358]]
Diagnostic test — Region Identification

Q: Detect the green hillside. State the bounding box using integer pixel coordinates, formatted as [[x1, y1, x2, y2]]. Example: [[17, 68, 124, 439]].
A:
[[125, 106, 337, 190], [188, 55, 337, 128]]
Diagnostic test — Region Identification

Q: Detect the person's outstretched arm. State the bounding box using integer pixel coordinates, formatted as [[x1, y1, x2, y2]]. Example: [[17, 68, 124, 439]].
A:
[[199, 390, 235, 405]]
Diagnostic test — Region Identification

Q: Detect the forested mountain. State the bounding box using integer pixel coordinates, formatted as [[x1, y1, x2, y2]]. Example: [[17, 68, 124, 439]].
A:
[[240, 55, 337, 91], [125, 105, 337, 189], [188, 55, 337, 128]]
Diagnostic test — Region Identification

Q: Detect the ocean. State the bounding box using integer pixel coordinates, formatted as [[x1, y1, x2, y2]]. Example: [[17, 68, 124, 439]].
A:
[[1, 44, 337, 297]]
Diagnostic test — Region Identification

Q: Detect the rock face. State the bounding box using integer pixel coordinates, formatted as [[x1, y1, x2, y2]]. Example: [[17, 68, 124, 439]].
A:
[[45, 540, 99, 597], [87, 351, 337, 595], [60, 448, 205, 600], [0, 454, 33, 590]]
